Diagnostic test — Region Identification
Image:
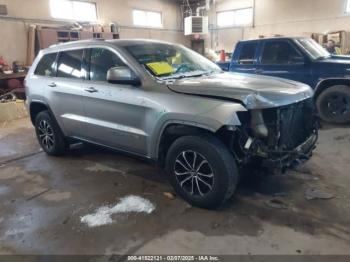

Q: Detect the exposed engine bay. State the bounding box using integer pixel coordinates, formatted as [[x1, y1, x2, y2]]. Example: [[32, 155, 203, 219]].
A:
[[223, 98, 318, 172]]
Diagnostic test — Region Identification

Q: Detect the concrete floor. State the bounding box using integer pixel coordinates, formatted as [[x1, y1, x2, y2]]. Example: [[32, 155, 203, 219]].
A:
[[0, 117, 350, 256]]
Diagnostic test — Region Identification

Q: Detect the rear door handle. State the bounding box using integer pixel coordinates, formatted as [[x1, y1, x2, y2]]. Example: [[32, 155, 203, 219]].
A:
[[48, 82, 57, 87], [84, 87, 98, 93]]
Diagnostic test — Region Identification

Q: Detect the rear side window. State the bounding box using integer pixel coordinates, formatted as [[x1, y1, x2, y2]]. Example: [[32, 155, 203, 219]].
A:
[[261, 41, 304, 65], [238, 43, 257, 65], [34, 53, 57, 76], [89, 48, 125, 81], [57, 49, 84, 79]]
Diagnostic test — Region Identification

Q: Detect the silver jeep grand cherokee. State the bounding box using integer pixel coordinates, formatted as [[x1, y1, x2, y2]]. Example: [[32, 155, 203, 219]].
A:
[[25, 39, 318, 209]]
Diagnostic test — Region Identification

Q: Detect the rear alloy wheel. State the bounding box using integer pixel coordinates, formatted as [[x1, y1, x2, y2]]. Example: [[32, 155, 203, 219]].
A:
[[37, 119, 55, 151], [165, 135, 238, 209], [35, 110, 68, 156], [317, 85, 350, 124]]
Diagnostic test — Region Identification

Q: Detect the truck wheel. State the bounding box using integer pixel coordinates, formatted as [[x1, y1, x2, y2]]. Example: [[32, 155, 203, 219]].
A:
[[165, 135, 238, 209], [34, 110, 68, 156], [316, 85, 350, 124]]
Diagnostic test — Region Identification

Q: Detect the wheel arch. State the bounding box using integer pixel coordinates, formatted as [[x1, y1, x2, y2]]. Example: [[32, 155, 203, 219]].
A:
[[155, 121, 238, 167], [152, 102, 245, 165], [315, 78, 350, 98], [29, 101, 50, 125], [156, 122, 219, 167]]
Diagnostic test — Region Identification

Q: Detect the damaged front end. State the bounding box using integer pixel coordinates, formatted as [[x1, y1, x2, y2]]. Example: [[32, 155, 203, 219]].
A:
[[223, 98, 318, 173]]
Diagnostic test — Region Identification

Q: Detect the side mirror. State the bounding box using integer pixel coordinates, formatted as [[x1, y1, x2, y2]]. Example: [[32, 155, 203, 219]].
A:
[[107, 66, 141, 86]]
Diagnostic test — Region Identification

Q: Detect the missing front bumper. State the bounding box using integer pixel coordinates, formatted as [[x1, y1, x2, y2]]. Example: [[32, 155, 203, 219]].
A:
[[261, 133, 318, 172]]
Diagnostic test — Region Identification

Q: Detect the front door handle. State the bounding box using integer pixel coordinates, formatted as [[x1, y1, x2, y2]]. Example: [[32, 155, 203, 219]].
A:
[[48, 82, 57, 87], [84, 87, 98, 93]]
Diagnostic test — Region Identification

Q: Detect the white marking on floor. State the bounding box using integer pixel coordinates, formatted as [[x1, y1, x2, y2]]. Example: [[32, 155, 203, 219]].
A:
[[80, 195, 155, 228]]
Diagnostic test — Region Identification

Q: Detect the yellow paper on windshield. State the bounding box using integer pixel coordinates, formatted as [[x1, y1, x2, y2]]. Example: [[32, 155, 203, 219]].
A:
[[146, 62, 174, 76]]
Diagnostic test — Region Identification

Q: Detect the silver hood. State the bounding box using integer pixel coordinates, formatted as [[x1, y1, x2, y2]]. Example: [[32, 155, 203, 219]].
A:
[[167, 72, 314, 109]]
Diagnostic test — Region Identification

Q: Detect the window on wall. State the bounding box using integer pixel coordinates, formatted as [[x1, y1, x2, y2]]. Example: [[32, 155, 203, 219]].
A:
[[217, 8, 253, 27], [133, 9, 163, 27], [50, 0, 97, 21], [347, 0, 350, 13]]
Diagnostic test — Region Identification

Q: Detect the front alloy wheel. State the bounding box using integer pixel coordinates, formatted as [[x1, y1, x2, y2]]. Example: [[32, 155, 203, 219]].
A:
[[324, 93, 350, 118], [174, 150, 214, 196], [317, 85, 350, 124], [165, 135, 239, 209]]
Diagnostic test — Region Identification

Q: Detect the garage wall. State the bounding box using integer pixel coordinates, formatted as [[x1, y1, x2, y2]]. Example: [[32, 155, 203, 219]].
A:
[[248, 0, 350, 38], [0, 19, 29, 64], [206, 0, 253, 51], [208, 0, 350, 52], [0, 0, 189, 64]]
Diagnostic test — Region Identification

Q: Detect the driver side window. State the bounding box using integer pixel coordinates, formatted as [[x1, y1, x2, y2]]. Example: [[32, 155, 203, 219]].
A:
[[89, 48, 125, 81], [261, 41, 304, 65]]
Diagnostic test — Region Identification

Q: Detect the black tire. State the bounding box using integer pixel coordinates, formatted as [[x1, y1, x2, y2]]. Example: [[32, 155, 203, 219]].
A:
[[165, 135, 239, 209], [34, 110, 68, 156], [316, 85, 350, 124]]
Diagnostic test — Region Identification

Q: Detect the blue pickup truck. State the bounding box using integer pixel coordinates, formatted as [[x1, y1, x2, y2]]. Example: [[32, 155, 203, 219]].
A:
[[218, 37, 350, 124]]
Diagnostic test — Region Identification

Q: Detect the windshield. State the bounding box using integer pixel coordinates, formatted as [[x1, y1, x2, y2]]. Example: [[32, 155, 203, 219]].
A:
[[296, 38, 330, 60], [123, 43, 222, 80]]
